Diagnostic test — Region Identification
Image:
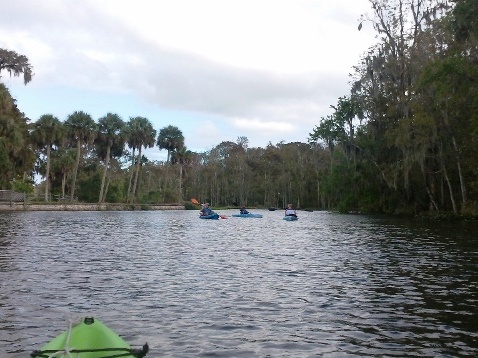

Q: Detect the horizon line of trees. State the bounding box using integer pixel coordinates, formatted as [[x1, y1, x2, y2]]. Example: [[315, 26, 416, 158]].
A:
[[1, 0, 477, 216]]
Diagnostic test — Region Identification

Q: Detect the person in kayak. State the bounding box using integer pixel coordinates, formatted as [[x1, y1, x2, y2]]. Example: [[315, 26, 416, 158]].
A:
[[285, 203, 297, 217], [240, 205, 250, 214], [200, 203, 213, 216]]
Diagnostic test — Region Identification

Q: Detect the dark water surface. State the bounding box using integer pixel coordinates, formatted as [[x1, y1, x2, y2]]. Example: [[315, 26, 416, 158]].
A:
[[0, 210, 477, 357]]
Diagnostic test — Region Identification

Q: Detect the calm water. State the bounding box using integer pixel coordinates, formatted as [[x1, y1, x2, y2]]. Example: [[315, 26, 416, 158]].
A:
[[0, 210, 477, 357]]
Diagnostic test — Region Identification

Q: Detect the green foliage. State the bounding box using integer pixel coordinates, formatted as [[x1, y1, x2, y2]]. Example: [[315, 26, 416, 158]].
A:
[[451, 0, 478, 41], [11, 177, 34, 193], [95, 113, 126, 160], [0, 48, 33, 84], [77, 172, 102, 202], [157, 125, 184, 163], [0, 138, 13, 188], [140, 190, 164, 204], [0, 82, 32, 188], [319, 151, 355, 211], [357, 189, 381, 213], [184, 201, 198, 210], [104, 182, 124, 203], [162, 188, 177, 203]]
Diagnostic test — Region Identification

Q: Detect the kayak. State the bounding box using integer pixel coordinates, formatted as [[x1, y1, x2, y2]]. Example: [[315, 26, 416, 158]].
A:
[[283, 215, 299, 221], [231, 213, 263, 218], [199, 213, 220, 219], [31, 316, 148, 358]]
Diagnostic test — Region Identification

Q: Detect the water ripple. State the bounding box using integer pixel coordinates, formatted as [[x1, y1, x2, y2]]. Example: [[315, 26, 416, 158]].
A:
[[0, 210, 477, 357]]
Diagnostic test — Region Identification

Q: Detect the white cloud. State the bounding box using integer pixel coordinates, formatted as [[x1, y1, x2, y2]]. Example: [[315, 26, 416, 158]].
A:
[[195, 120, 222, 142], [234, 117, 294, 133], [1, 0, 377, 154], [90, 0, 374, 74]]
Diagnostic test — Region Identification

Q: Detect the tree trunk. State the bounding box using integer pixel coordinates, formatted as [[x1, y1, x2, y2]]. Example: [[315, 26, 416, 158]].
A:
[[443, 165, 458, 214], [62, 172, 66, 198], [102, 175, 111, 203], [45, 144, 51, 202], [178, 164, 183, 203], [451, 136, 467, 210], [127, 148, 136, 203], [317, 177, 320, 208], [132, 146, 142, 203], [425, 185, 439, 211], [70, 138, 81, 202], [442, 109, 467, 211], [98, 145, 111, 203]]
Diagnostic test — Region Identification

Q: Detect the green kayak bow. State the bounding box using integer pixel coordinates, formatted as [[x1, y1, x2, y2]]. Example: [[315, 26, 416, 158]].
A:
[[31, 317, 148, 358]]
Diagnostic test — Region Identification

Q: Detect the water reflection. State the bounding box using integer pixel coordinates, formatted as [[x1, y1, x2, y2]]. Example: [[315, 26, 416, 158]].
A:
[[0, 210, 477, 357]]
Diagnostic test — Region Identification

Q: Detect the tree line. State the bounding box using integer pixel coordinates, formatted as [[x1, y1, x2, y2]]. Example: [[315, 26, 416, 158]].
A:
[[1, 0, 477, 215], [308, 0, 478, 215]]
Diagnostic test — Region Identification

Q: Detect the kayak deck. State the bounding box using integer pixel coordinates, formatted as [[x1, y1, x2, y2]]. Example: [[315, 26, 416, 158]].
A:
[[231, 213, 263, 218], [199, 213, 220, 219], [31, 317, 148, 358]]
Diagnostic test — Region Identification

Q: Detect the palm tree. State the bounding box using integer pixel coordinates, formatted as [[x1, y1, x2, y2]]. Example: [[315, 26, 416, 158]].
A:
[[96, 113, 126, 203], [157, 125, 184, 163], [64, 111, 97, 202], [171, 145, 193, 202], [126, 117, 156, 203], [51, 148, 76, 198], [31, 114, 63, 202]]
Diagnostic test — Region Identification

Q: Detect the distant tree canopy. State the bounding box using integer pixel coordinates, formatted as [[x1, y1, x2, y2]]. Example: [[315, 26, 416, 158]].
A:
[[308, 0, 478, 215], [1, 1, 478, 217], [157, 125, 184, 163], [0, 48, 33, 85], [0, 48, 34, 190]]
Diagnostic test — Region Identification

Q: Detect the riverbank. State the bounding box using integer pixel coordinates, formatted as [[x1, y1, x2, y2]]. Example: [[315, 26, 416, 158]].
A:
[[0, 202, 185, 211]]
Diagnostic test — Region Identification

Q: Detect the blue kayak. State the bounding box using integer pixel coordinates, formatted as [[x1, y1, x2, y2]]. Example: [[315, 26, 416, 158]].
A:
[[283, 215, 298, 221], [232, 213, 263, 218], [199, 213, 220, 220]]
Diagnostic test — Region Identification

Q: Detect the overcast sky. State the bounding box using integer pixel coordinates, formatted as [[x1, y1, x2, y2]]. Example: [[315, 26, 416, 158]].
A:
[[1, 0, 376, 161]]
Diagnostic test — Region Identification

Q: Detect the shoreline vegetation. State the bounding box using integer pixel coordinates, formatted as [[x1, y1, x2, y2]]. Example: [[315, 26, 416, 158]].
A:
[[2, 3, 478, 218], [0, 202, 185, 212], [1, 202, 476, 223], [0, 191, 475, 221]]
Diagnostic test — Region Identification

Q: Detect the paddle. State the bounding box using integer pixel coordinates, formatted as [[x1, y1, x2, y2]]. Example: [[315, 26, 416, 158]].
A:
[[191, 198, 200, 205], [190, 198, 227, 219]]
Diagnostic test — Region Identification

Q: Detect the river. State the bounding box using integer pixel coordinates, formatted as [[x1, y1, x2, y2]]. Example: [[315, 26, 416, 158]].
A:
[[0, 210, 477, 357]]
